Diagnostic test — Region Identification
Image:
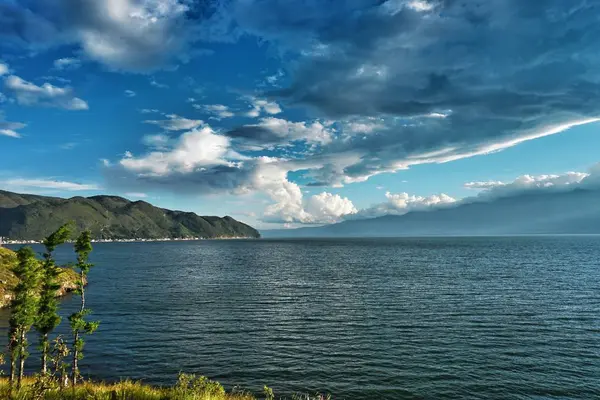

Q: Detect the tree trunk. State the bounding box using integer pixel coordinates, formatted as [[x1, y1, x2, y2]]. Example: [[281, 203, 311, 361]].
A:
[[72, 331, 79, 386], [41, 333, 48, 375], [9, 328, 18, 387], [17, 330, 26, 389], [72, 270, 85, 386]]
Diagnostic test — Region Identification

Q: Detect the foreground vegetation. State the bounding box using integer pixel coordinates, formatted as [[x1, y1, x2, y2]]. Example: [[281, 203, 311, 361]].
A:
[[0, 375, 330, 399], [3, 224, 100, 396], [0, 247, 79, 309], [0, 374, 257, 400], [1, 226, 329, 400]]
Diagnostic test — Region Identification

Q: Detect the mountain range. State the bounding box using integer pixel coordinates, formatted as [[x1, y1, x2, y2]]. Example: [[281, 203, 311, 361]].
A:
[[263, 188, 600, 237], [0, 190, 260, 240]]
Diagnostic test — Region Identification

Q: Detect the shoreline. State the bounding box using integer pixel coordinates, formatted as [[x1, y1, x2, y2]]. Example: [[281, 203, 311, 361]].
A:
[[1, 236, 259, 245]]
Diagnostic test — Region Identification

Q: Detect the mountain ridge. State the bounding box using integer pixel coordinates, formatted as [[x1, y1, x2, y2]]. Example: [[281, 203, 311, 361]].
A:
[[0, 190, 260, 240]]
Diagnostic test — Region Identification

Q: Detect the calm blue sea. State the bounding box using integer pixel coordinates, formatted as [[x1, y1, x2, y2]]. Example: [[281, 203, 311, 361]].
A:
[[2, 237, 600, 399]]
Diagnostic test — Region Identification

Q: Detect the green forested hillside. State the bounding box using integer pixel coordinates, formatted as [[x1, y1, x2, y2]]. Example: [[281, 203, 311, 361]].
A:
[[0, 247, 79, 308], [0, 190, 260, 240]]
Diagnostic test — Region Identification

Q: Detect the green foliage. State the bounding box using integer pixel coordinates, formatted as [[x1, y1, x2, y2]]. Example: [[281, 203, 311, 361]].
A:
[[0, 189, 261, 240], [49, 336, 70, 387], [36, 224, 72, 376], [175, 373, 227, 399], [11, 247, 41, 328], [9, 246, 43, 386], [0, 377, 257, 400], [263, 385, 274, 400], [69, 230, 99, 385], [0, 247, 79, 309], [43, 224, 72, 254]]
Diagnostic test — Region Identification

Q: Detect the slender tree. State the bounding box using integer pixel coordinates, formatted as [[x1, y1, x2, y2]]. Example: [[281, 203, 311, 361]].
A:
[[8, 247, 42, 389], [35, 224, 71, 375], [50, 336, 70, 388], [69, 230, 99, 385]]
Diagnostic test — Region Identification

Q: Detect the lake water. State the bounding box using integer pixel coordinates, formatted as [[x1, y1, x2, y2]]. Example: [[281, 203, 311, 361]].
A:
[[2, 237, 600, 399]]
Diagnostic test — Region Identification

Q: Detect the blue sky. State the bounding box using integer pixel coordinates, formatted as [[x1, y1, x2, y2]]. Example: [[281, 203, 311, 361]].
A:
[[1, 0, 600, 229]]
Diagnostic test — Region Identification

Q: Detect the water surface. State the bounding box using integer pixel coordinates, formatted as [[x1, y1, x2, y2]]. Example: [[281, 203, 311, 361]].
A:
[[2, 237, 600, 399]]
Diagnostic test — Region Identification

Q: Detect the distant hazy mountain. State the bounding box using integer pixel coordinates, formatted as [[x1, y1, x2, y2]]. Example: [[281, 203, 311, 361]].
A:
[[262, 188, 600, 238], [0, 190, 260, 240]]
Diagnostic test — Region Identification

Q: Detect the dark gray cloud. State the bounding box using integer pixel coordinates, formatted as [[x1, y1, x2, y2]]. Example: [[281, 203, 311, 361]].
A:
[[83, 0, 600, 222], [0, 0, 222, 71], [227, 126, 280, 142], [104, 163, 254, 195], [217, 0, 600, 185]]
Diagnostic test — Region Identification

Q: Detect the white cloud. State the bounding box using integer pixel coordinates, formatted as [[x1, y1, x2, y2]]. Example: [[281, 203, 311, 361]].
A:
[[266, 70, 284, 85], [406, 1, 434, 12], [0, 114, 26, 139], [245, 98, 282, 117], [355, 191, 457, 219], [119, 126, 230, 176], [196, 104, 235, 119], [258, 160, 356, 224], [4, 75, 88, 110], [142, 133, 171, 149], [263, 117, 333, 144], [0, 63, 9, 76], [140, 108, 160, 114], [1, 178, 100, 191], [76, 0, 190, 71], [149, 78, 169, 89], [343, 119, 385, 134], [124, 90, 136, 97], [53, 57, 81, 70], [40, 76, 71, 84], [305, 192, 357, 223], [125, 192, 147, 198], [0, 129, 22, 138], [465, 172, 590, 200], [234, 117, 334, 145], [144, 114, 203, 131]]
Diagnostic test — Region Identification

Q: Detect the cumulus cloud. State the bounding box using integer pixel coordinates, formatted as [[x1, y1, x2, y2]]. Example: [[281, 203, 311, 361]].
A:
[[0, 63, 9, 76], [0, 0, 206, 72], [4, 75, 88, 110], [305, 192, 357, 223], [261, 170, 356, 224], [465, 171, 591, 201], [53, 57, 81, 70], [215, 0, 600, 187], [144, 114, 203, 131], [118, 127, 231, 176], [227, 117, 333, 146], [80, 1, 600, 226], [124, 90, 136, 97], [1, 178, 100, 191], [196, 104, 235, 119], [245, 98, 282, 117], [103, 122, 349, 224], [354, 191, 456, 219]]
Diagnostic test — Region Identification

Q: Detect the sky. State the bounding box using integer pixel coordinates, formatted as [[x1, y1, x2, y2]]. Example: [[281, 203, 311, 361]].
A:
[[1, 0, 600, 229]]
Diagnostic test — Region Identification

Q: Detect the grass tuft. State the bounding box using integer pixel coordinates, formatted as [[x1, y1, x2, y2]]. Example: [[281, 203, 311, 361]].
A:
[[0, 375, 257, 400]]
